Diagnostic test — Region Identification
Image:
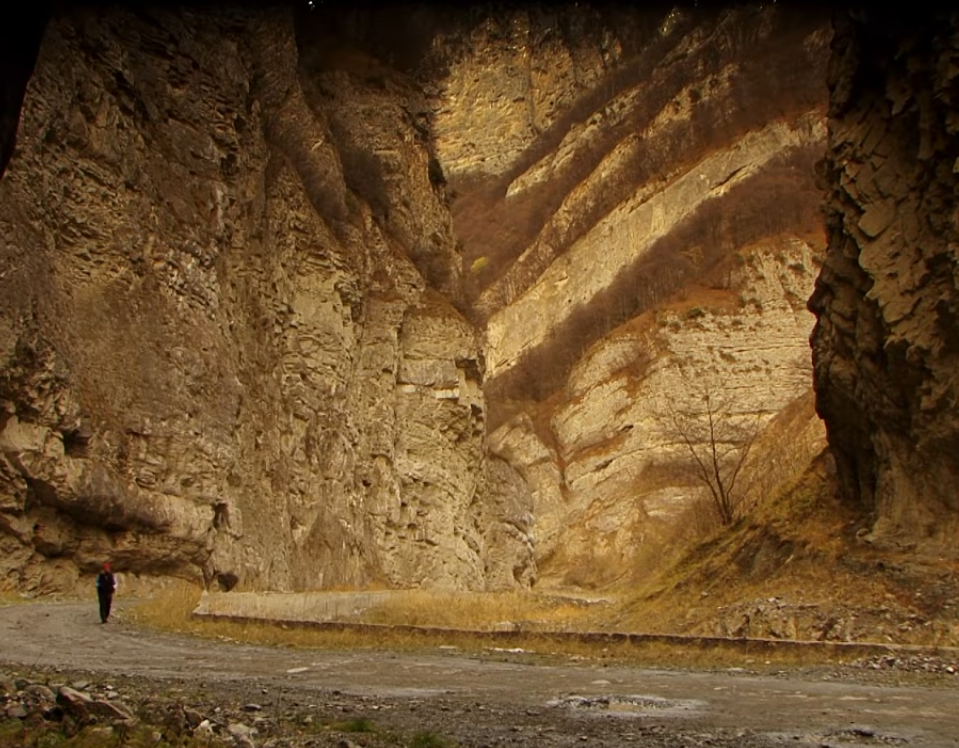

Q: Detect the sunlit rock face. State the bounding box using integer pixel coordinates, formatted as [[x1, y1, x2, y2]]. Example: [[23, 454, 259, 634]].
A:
[[0, 2, 834, 594], [440, 4, 831, 584], [810, 10, 959, 549], [0, 5, 532, 594]]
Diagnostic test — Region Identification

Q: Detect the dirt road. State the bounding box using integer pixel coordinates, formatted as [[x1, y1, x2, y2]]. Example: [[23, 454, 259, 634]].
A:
[[1, 601, 958, 747]]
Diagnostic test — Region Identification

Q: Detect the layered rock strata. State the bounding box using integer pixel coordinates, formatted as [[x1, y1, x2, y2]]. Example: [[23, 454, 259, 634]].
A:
[[0, 2, 841, 594], [434, 5, 831, 582], [810, 9, 959, 549], [0, 6, 533, 593]]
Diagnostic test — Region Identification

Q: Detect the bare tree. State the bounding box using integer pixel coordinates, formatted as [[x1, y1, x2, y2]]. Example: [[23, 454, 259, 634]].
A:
[[664, 380, 763, 526]]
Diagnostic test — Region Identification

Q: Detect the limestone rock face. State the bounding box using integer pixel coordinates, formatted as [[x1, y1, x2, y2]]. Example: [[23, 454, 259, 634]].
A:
[[484, 114, 824, 380], [0, 6, 532, 593], [1, 2, 838, 594], [490, 242, 827, 585], [810, 10, 959, 549], [448, 5, 831, 584], [430, 5, 642, 182]]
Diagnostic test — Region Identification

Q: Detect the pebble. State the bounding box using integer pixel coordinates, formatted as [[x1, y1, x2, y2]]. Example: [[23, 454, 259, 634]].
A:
[[853, 654, 959, 674]]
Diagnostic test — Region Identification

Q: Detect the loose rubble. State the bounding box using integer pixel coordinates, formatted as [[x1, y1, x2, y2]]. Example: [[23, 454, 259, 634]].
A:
[[850, 654, 959, 676], [2, 659, 956, 748], [2, 668, 774, 748]]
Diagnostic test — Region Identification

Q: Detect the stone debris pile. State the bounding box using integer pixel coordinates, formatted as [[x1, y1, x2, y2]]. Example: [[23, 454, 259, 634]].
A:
[[0, 671, 262, 747]]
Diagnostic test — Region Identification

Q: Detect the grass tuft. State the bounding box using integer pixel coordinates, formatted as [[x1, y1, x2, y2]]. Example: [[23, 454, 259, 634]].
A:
[[329, 717, 377, 733], [355, 590, 594, 631], [409, 731, 456, 748]]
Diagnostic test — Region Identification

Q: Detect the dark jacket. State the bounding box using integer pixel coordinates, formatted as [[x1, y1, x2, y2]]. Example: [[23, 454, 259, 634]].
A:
[[96, 572, 116, 595]]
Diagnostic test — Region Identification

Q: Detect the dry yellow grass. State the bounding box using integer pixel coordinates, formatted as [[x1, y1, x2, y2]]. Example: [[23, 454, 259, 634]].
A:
[[606, 462, 847, 632], [354, 590, 596, 631], [129, 581, 847, 669], [131, 583, 392, 650], [0, 592, 30, 605], [132, 584, 598, 647], [603, 451, 959, 648], [128, 449, 958, 660]]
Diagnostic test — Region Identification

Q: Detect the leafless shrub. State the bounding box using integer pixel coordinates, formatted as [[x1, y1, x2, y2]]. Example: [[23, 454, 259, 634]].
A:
[[659, 377, 763, 526]]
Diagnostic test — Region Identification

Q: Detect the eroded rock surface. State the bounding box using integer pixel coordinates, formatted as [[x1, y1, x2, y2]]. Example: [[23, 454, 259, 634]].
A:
[[810, 9, 959, 549], [451, 5, 831, 583], [0, 6, 526, 593], [1, 2, 904, 595]]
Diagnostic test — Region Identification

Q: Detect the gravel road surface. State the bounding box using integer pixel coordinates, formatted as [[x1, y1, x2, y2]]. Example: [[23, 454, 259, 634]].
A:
[[1, 601, 957, 747]]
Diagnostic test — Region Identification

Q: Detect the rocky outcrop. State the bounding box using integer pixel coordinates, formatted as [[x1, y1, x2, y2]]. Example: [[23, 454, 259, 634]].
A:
[[490, 242, 827, 585], [0, 5, 532, 593], [1, 2, 841, 594], [448, 6, 829, 318], [437, 4, 831, 584], [430, 5, 651, 183], [485, 114, 824, 381], [810, 9, 959, 550], [1, 675, 137, 735]]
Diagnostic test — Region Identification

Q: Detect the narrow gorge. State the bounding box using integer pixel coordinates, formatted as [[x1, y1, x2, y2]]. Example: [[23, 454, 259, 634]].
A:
[[1, 2, 956, 600]]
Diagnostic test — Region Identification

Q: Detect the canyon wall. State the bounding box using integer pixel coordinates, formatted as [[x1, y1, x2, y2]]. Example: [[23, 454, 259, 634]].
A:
[[0, 5, 533, 593], [810, 8, 959, 549], [433, 4, 830, 583], [0, 2, 835, 593]]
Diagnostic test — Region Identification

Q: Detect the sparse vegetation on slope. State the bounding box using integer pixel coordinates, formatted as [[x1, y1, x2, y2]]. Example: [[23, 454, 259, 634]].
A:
[[131, 446, 959, 653], [609, 453, 959, 647]]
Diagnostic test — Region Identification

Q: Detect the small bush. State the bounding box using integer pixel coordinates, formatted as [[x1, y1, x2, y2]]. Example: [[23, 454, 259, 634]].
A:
[[409, 731, 455, 748], [331, 717, 376, 733]]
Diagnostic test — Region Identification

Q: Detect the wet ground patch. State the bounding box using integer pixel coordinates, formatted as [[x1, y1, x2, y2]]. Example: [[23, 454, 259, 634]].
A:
[[551, 693, 705, 717]]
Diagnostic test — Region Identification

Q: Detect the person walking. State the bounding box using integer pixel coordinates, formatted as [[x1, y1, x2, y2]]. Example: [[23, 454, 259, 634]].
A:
[[96, 562, 117, 623]]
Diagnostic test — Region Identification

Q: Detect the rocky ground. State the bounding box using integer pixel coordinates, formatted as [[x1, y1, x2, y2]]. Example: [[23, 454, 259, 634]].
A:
[[4, 661, 959, 748], [0, 667, 820, 748], [1, 602, 958, 748]]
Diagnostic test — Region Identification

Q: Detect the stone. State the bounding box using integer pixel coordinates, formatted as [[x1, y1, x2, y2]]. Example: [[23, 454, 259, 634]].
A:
[[0, 4, 511, 594], [6, 704, 28, 719], [0, 2, 846, 595], [57, 685, 136, 723], [228, 722, 257, 748], [810, 9, 959, 550], [857, 200, 897, 238], [22, 684, 56, 704], [194, 719, 216, 739]]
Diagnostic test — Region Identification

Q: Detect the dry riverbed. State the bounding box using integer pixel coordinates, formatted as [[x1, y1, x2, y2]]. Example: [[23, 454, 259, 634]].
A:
[[1, 601, 958, 747]]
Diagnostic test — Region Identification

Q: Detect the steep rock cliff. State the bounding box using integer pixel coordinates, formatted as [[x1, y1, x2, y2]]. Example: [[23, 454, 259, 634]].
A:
[[1, 2, 836, 594], [810, 9, 959, 549], [0, 5, 533, 593], [433, 4, 831, 583]]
